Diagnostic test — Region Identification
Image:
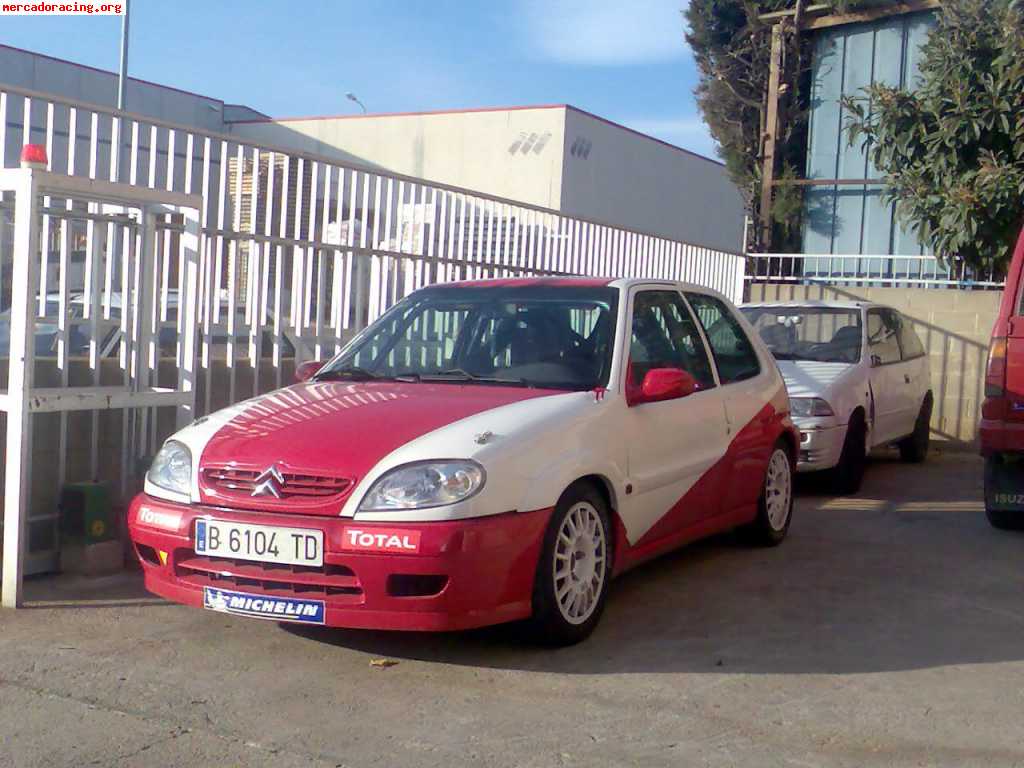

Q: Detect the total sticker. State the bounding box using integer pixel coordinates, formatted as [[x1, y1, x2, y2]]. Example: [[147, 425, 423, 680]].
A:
[[341, 527, 421, 553], [137, 507, 182, 531]]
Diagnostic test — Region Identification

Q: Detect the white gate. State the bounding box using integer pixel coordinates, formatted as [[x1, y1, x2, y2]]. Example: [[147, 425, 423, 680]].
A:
[[0, 164, 200, 607]]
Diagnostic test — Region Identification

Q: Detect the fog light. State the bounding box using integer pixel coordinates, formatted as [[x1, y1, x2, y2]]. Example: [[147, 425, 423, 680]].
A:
[[157, 550, 168, 566], [386, 574, 448, 597]]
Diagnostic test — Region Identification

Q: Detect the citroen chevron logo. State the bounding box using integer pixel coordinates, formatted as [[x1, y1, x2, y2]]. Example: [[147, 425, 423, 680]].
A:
[[252, 465, 285, 498]]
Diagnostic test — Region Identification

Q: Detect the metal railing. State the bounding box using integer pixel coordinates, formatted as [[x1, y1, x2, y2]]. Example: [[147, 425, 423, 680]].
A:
[[745, 252, 1005, 289], [0, 83, 747, 421]]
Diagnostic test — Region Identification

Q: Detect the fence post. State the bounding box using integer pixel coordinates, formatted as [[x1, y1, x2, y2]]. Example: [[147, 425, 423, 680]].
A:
[[2, 169, 39, 609], [176, 204, 200, 429]]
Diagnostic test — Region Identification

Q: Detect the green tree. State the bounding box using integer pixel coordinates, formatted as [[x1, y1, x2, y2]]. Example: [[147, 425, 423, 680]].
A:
[[844, 0, 1024, 272], [685, 1, 863, 250], [685, 0, 793, 249]]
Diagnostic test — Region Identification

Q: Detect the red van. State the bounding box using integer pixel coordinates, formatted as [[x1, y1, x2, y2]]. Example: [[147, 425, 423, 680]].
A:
[[980, 226, 1024, 529]]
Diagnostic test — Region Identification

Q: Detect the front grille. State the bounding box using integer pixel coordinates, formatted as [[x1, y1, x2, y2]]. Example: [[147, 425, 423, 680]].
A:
[[202, 467, 352, 501], [175, 553, 363, 598]]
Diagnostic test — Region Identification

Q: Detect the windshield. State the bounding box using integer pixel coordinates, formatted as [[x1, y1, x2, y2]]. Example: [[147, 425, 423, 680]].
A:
[[740, 306, 862, 364], [319, 285, 619, 390]]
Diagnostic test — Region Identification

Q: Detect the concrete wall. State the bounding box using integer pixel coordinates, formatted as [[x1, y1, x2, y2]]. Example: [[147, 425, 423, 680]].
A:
[[232, 107, 568, 211], [560, 108, 745, 254], [748, 283, 999, 447]]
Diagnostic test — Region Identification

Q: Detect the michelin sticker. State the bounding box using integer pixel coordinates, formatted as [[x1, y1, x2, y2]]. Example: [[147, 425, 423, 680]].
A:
[[203, 586, 325, 624]]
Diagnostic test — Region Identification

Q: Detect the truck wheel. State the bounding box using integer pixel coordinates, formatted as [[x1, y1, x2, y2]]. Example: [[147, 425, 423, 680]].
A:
[[833, 414, 866, 494], [899, 394, 932, 463]]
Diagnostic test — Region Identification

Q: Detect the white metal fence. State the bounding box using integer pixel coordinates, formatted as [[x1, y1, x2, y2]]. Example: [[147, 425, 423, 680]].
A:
[[0, 166, 201, 604], [1, 84, 746, 416], [746, 252, 1005, 289]]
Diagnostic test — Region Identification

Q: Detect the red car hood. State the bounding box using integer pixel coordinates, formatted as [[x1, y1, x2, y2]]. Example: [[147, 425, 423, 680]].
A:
[[196, 380, 559, 515]]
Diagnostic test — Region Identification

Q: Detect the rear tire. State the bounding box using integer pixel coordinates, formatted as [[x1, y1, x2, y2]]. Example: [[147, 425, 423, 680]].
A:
[[833, 414, 867, 494], [740, 442, 793, 546], [526, 482, 613, 646], [899, 394, 932, 463], [984, 455, 1024, 530], [985, 506, 1023, 530]]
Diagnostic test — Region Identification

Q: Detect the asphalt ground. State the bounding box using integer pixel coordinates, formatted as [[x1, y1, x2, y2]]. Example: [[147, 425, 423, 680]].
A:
[[2, 450, 1022, 768]]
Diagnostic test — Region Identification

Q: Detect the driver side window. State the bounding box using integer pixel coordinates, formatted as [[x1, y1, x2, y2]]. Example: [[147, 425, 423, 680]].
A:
[[629, 291, 716, 389], [867, 309, 901, 365]]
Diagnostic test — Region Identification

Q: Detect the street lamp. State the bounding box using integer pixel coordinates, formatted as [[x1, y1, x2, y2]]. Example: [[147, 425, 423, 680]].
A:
[[346, 92, 367, 114]]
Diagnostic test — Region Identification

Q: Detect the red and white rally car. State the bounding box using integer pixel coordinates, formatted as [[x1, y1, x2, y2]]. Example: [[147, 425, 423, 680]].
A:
[[129, 278, 797, 645]]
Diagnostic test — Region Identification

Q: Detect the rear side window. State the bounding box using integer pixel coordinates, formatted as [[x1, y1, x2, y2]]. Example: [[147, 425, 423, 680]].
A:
[[685, 293, 760, 384], [895, 313, 926, 360], [867, 309, 901, 365]]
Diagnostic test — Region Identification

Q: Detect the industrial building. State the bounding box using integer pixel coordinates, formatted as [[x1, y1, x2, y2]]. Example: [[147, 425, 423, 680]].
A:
[[0, 43, 744, 256]]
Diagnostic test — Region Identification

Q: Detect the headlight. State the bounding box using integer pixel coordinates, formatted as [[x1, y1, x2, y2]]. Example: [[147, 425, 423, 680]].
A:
[[146, 440, 192, 496], [790, 397, 835, 418], [358, 460, 485, 511]]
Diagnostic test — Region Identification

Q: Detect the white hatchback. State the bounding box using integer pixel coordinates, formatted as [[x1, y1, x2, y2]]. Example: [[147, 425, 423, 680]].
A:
[[741, 301, 933, 493]]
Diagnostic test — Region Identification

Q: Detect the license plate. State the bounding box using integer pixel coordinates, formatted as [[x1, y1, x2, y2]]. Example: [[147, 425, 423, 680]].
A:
[[203, 586, 325, 624], [194, 519, 323, 567]]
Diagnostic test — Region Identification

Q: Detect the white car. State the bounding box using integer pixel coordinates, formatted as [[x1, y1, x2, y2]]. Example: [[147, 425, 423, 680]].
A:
[[740, 301, 932, 493], [130, 278, 798, 645]]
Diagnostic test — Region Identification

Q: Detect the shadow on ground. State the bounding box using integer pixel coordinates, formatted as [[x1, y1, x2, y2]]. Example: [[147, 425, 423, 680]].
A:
[[280, 452, 1024, 676]]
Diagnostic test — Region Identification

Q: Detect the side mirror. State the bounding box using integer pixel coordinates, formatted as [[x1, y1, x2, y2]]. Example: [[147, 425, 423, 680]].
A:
[[295, 360, 322, 383], [629, 368, 698, 406]]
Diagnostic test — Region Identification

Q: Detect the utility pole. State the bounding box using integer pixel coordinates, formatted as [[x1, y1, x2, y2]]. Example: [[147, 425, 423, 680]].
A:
[[117, 0, 130, 110]]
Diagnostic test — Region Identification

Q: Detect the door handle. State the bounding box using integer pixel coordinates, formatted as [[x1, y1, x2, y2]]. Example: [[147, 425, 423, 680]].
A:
[[904, 374, 911, 384]]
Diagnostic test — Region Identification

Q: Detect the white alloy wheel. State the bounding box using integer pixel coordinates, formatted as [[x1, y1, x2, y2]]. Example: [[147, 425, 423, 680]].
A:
[[552, 501, 608, 625], [765, 448, 792, 531]]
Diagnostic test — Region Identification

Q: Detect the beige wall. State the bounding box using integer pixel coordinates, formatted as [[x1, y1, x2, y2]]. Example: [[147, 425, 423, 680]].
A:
[[560, 109, 745, 254], [232, 107, 568, 210], [748, 283, 1000, 447]]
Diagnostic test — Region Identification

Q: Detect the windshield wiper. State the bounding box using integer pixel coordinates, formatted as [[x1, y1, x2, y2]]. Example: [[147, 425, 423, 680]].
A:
[[418, 368, 531, 386], [313, 365, 381, 381]]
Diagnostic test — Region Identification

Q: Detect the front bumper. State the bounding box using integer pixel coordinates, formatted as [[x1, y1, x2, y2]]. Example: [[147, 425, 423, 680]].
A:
[[127, 494, 552, 632], [795, 423, 846, 471]]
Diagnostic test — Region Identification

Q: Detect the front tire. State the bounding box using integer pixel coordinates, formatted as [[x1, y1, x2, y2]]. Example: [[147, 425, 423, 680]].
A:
[[899, 394, 932, 463], [526, 482, 613, 646], [834, 414, 867, 494], [741, 442, 793, 546]]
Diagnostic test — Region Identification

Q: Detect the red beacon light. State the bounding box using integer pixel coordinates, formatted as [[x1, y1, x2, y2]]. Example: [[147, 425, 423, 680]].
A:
[[20, 143, 48, 170]]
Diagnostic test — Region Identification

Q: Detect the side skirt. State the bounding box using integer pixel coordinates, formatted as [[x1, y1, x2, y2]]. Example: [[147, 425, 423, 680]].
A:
[[611, 504, 757, 577]]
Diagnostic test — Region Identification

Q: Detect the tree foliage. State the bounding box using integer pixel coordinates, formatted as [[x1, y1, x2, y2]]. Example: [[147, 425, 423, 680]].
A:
[[844, 0, 1024, 271], [684, 0, 793, 249], [685, 1, 864, 250]]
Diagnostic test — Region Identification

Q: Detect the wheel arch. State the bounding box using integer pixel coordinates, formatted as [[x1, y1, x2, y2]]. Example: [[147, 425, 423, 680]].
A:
[[777, 425, 798, 462]]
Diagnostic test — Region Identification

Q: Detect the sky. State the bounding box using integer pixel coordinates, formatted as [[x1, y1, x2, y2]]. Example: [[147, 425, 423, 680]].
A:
[[0, 0, 717, 159]]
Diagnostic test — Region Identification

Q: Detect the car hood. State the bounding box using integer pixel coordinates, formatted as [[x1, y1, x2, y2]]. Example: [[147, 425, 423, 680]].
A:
[[178, 380, 565, 515], [776, 360, 855, 400]]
